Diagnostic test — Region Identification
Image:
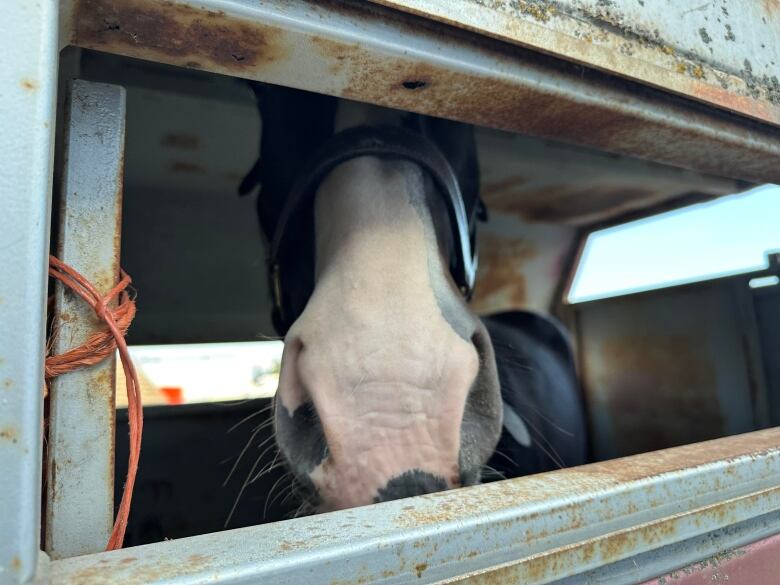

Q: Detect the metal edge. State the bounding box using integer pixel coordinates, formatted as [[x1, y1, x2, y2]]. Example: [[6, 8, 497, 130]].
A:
[[45, 79, 127, 559], [50, 428, 780, 584], [0, 1, 60, 584], [65, 0, 780, 185], [366, 0, 780, 129]]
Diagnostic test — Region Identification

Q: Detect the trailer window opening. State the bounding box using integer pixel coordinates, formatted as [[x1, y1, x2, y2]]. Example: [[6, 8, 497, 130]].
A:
[[568, 185, 780, 303], [115, 341, 283, 407]]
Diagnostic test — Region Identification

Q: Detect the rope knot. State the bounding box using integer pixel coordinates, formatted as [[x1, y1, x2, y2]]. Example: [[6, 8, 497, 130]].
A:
[[45, 255, 142, 551]]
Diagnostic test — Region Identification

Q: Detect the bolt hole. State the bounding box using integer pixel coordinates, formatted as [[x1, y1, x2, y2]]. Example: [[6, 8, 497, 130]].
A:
[[103, 18, 120, 31]]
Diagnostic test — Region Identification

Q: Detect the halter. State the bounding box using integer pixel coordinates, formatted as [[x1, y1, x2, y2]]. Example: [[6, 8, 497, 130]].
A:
[[269, 125, 481, 335]]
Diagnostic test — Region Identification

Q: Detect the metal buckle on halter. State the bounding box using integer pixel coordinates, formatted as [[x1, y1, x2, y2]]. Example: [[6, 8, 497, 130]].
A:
[[271, 262, 284, 323]]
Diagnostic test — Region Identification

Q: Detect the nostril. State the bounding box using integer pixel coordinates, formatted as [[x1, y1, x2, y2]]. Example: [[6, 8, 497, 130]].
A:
[[275, 400, 328, 474], [374, 469, 449, 503]]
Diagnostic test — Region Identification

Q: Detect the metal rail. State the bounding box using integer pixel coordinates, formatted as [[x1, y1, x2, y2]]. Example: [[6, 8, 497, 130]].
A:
[[50, 428, 780, 584], [369, 0, 780, 128], [45, 80, 127, 560], [64, 0, 780, 185], [0, 2, 60, 584]]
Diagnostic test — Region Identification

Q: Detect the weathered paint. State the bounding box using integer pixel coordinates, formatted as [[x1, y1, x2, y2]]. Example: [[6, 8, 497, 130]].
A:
[[0, 2, 59, 584], [471, 213, 576, 315], [473, 127, 744, 227], [45, 80, 126, 559], [66, 0, 780, 187], [369, 0, 780, 127], [640, 532, 780, 585], [50, 429, 780, 584], [575, 276, 768, 460]]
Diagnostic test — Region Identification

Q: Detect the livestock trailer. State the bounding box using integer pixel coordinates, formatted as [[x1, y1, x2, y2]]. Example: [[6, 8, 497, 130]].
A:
[[2, 1, 780, 583]]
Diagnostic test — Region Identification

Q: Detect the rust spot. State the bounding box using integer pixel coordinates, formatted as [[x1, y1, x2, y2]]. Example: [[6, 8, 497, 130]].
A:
[[402, 80, 427, 90], [11, 556, 21, 572], [594, 334, 723, 457], [72, 0, 290, 73], [414, 563, 428, 578], [762, 0, 780, 16], [471, 233, 537, 312], [0, 426, 19, 443], [3, 378, 12, 389], [161, 132, 200, 150], [484, 184, 657, 223], [693, 79, 774, 119], [70, 551, 213, 583], [21, 79, 38, 91], [170, 161, 206, 174]]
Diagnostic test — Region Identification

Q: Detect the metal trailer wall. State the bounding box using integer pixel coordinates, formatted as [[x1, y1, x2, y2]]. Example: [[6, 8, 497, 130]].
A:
[[572, 265, 778, 462], [370, 0, 780, 127], [753, 259, 780, 428], [3, 0, 780, 583]]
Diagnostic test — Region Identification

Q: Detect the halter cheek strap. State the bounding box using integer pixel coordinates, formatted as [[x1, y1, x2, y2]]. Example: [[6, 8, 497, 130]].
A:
[[269, 125, 479, 335]]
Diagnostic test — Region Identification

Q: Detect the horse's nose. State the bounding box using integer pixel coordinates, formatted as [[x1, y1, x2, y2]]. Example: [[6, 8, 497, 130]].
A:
[[375, 469, 450, 503]]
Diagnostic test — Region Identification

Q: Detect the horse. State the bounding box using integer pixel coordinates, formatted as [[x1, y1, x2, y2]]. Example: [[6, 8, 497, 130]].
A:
[[238, 83, 587, 513]]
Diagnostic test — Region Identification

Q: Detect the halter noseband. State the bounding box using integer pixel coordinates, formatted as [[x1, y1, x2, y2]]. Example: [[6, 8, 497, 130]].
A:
[[269, 125, 479, 335]]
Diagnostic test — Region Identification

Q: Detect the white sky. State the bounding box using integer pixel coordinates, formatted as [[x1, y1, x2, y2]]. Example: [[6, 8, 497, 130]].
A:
[[569, 185, 780, 303]]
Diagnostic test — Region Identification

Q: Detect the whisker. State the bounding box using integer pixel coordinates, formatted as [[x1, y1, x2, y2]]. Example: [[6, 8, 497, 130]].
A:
[[264, 472, 293, 519], [227, 407, 272, 434], [214, 398, 263, 408], [222, 423, 266, 487], [503, 393, 575, 438], [268, 478, 297, 512], [346, 371, 367, 400], [250, 447, 283, 486], [491, 448, 520, 469], [521, 414, 566, 469], [481, 465, 507, 481], [250, 461, 286, 484], [248, 417, 276, 434], [224, 449, 266, 528]]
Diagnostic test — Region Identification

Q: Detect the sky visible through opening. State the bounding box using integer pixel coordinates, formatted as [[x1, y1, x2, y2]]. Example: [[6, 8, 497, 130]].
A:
[[568, 185, 780, 303]]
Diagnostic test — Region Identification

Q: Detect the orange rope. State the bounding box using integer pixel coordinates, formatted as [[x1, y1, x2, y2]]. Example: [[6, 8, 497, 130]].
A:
[[45, 255, 143, 550]]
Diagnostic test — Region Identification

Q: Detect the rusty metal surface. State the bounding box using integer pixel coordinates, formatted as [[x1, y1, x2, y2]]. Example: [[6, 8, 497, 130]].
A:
[[752, 268, 780, 427], [574, 272, 771, 461], [369, 0, 780, 128], [473, 129, 745, 227], [472, 212, 576, 315], [640, 531, 780, 585], [64, 0, 780, 188], [45, 80, 126, 559], [50, 429, 780, 584], [0, 2, 59, 584], [547, 512, 780, 585], [469, 126, 746, 314]]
